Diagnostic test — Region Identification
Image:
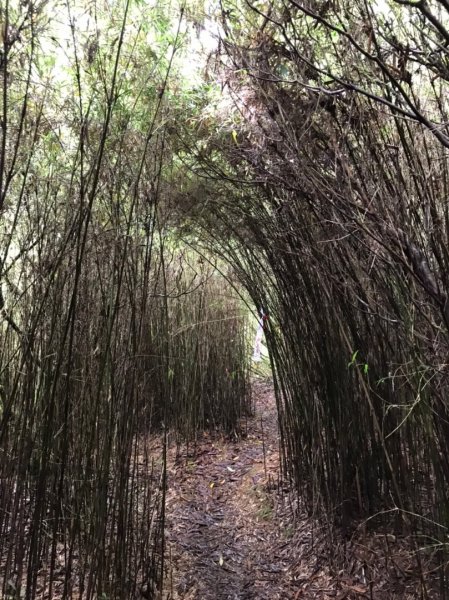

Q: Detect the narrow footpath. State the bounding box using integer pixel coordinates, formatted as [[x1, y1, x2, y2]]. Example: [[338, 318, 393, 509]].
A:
[[163, 382, 435, 600]]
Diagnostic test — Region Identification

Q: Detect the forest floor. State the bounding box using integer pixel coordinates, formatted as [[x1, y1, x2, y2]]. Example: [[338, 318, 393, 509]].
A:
[[163, 381, 439, 600]]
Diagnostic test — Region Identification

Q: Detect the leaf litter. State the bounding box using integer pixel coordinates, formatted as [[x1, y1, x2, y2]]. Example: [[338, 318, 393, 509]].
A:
[[162, 382, 441, 599]]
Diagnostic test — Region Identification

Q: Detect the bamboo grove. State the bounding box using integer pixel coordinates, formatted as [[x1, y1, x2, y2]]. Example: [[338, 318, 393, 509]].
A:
[[0, 1, 250, 598], [174, 0, 449, 593], [2, 0, 449, 597]]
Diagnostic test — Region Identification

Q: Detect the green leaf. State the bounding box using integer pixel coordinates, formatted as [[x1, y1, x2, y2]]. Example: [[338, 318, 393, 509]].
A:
[[348, 349, 359, 367]]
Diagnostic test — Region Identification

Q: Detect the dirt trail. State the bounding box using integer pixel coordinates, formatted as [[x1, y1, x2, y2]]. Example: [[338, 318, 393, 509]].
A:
[[163, 382, 436, 600], [164, 382, 329, 599]]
